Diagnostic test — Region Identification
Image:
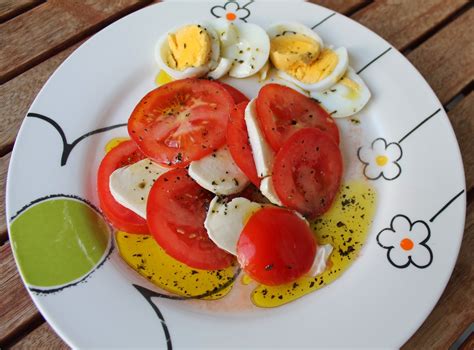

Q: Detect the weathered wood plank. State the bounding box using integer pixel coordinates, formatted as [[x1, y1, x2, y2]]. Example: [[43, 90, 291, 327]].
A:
[[10, 322, 68, 350], [0, 0, 42, 23], [0, 242, 42, 345], [353, 0, 469, 51], [0, 0, 152, 83], [403, 199, 474, 349], [0, 153, 11, 242], [0, 44, 80, 153], [407, 8, 474, 105], [447, 93, 474, 192], [310, 0, 369, 14]]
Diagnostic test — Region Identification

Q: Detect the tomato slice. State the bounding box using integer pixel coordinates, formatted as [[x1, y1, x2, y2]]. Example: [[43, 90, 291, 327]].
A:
[[256, 83, 339, 151], [128, 78, 234, 167], [273, 128, 343, 219], [217, 81, 249, 104], [97, 140, 149, 234], [227, 101, 260, 186], [147, 168, 234, 270], [237, 207, 317, 286]]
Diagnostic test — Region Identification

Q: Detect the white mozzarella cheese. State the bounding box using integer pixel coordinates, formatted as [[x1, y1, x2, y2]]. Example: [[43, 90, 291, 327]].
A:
[[259, 177, 282, 206], [188, 146, 249, 195], [204, 197, 263, 255], [109, 158, 169, 218], [307, 244, 333, 277], [244, 98, 275, 178]]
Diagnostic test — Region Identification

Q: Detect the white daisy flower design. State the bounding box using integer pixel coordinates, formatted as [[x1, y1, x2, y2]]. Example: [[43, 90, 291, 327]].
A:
[[377, 215, 433, 269], [211, 1, 251, 22], [357, 138, 402, 180]]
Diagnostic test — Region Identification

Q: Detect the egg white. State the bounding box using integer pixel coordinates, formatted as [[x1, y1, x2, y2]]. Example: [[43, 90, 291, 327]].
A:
[[210, 20, 270, 79], [266, 22, 324, 47], [310, 67, 371, 118]]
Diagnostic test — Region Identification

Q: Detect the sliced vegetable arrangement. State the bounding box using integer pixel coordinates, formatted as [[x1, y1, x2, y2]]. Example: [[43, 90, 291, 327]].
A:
[[97, 19, 373, 303]]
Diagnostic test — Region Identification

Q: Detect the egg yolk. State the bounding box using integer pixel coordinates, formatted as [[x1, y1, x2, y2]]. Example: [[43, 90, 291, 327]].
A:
[[270, 33, 339, 84], [167, 25, 211, 71]]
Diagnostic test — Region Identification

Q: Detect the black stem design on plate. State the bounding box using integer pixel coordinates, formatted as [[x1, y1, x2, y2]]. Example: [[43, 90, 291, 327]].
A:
[[132, 267, 241, 349], [134, 285, 173, 350], [9, 193, 115, 295], [27, 112, 126, 166], [357, 47, 392, 74], [398, 108, 441, 144], [429, 189, 465, 223], [311, 12, 336, 29]]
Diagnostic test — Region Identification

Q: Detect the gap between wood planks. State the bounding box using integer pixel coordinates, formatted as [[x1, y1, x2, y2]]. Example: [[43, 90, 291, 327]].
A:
[[398, 0, 473, 56], [0, 0, 154, 85], [0, 0, 44, 24]]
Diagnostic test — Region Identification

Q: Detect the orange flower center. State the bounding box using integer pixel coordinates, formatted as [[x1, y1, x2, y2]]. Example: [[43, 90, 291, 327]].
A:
[[226, 12, 237, 20], [400, 238, 414, 251]]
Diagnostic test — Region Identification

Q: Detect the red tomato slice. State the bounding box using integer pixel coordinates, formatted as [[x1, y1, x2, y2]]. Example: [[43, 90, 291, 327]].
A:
[[237, 207, 317, 286], [273, 128, 343, 219], [147, 168, 234, 270], [128, 78, 234, 167], [256, 83, 339, 151], [97, 140, 149, 234], [217, 81, 249, 104], [227, 101, 260, 186]]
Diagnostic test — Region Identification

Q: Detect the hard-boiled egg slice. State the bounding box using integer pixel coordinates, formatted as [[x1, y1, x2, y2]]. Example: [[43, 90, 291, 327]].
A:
[[310, 67, 371, 118], [264, 68, 310, 96], [109, 158, 169, 218], [188, 146, 249, 195], [244, 98, 275, 179], [208, 57, 232, 80], [266, 22, 323, 47], [307, 244, 333, 276], [155, 23, 220, 79], [278, 47, 349, 92], [267, 22, 348, 92], [205, 197, 263, 255], [210, 20, 270, 78]]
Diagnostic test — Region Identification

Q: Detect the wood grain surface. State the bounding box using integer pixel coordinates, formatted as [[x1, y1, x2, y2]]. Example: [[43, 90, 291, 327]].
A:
[[0, 0, 42, 23], [0, 243, 42, 345], [0, 0, 472, 349], [10, 322, 68, 350], [0, 153, 10, 242], [0, 44, 81, 154], [353, 0, 469, 51], [310, 0, 369, 14], [407, 8, 474, 105], [0, 0, 151, 83]]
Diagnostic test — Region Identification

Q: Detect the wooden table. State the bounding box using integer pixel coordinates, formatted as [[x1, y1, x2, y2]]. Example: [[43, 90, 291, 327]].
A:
[[0, 0, 472, 348]]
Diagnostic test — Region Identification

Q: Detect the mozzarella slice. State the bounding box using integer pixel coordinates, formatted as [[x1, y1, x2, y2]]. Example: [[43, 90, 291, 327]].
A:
[[244, 99, 275, 178], [259, 177, 282, 206], [188, 146, 249, 195], [307, 244, 333, 277], [109, 158, 169, 218], [310, 67, 371, 118], [205, 197, 263, 255]]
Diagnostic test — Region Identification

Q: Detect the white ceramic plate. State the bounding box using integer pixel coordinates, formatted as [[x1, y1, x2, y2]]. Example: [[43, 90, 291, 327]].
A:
[[7, 1, 466, 348]]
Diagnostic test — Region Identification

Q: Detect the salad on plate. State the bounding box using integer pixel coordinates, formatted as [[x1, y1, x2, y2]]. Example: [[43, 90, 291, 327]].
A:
[[97, 18, 376, 307]]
